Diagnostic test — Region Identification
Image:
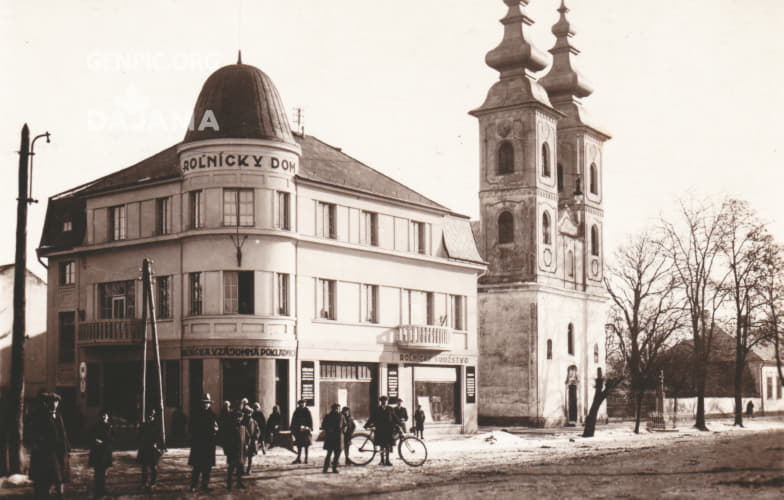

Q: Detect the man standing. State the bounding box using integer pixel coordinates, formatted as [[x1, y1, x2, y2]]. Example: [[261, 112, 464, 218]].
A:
[[341, 407, 356, 465], [223, 404, 251, 490], [290, 400, 313, 464], [365, 396, 399, 466], [413, 404, 426, 439], [251, 403, 266, 456], [393, 398, 409, 432], [29, 392, 70, 498], [189, 393, 218, 492], [88, 409, 113, 498], [243, 407, 261, 475], [136, 408, 165, 492], [320, 403, 345, 473]]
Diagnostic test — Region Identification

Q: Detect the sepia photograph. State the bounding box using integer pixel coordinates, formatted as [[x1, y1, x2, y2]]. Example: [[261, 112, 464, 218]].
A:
[[0, 0, 782, 498]]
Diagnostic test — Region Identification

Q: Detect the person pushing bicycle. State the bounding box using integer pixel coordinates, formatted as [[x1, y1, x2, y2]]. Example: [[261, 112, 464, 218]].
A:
[[364, 395, 401, 466]]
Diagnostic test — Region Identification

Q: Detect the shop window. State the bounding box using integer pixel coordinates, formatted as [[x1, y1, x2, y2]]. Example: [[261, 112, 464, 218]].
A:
[[567, 250, 575, 278], [363, 284, 378, 323], [590, 163, 598, 195], [318, 278, 336, 320], [155, 197, 169, 235], [547, 339, 552, 360], [58, 311, 75, 363], [277, 191, 291, 230], [363, 211, 379, 246], [108, 205, 127, 241], [86, 362, 101, 407], [497, 141, 514, 175], [450, 295, 465, 331], [542, 211, 552, 245], [156, 276, 171, 319], [165, 360, 181, 408], [414, 366, 460, 424], [568, 323, 574, 355], [542, 143, 551, 177], [557, 164, 564, 192], [498, 211, 514, 244], [59, 260, 75, 286], [98, 280, 135, 319], [411, 221, 427, 254], [224, 271, 254, 314], [189, 272, 203, 316], [223, 188, 254, 226], [317, 201, 337, 239], [591, 225, 600, 256], [189, 190, 203, 229], [277, 273, 290, 315]]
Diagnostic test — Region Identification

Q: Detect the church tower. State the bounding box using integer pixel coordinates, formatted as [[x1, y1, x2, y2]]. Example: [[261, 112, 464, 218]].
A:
[[473, 0, 610, 426]]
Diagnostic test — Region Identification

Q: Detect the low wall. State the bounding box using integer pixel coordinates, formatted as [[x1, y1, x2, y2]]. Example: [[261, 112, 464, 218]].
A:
[[665, 397, 762, 417]]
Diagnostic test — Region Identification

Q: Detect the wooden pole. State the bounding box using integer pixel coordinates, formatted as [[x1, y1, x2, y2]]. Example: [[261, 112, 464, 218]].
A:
[[140, 264, 148, 423], [143, 259, 166, 446], [6, 124, 30, 474]]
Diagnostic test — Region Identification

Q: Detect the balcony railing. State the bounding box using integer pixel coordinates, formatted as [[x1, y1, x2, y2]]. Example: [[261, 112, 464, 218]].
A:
[[78, 319, 145, 345], [395, 325, 451, 350]]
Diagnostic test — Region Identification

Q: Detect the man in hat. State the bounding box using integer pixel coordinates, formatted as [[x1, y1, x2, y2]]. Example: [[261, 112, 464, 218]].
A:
[[290, 399, 313, 464], [393, 398, 409, 435], [137, 408, 166, 492], [88, 409, 113, 498], [320, 403, 345, 473], [28, 392, 70, 498], [223, 401, 252, 489], [365, 395, 400, 466], [189, 393, 219, 492]]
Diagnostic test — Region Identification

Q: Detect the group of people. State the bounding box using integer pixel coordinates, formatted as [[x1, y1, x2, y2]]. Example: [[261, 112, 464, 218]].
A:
[[24, 391, 427, 498]]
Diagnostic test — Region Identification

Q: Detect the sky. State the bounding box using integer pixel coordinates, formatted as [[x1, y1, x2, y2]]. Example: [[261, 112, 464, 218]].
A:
[[1, 0, 783, 280]]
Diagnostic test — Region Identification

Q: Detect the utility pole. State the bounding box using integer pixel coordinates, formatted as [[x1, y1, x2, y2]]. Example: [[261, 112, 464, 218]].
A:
[[141, 259, 166, 445]]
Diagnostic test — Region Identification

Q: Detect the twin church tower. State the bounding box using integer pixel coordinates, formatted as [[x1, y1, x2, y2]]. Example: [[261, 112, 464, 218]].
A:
[[473, 0, 610, 426]]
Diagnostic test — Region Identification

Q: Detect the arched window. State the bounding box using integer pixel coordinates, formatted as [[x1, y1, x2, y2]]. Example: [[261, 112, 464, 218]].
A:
[[497, 141, 514, 175], [547, 339, 553, 360], [498, 211, 514, 244], [557, 164, 564, 192], [590, 163, 598, 195], [591, 225, 600, 256], [567, 323, 574, 355], [542, 211, 551, 245], [594, 344, 599, 363], [567, 250, 574, 278], [541, 143, 551, 177]]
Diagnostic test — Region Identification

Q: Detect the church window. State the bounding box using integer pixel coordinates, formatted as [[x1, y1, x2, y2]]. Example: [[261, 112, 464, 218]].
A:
[[542, 211, 552, 246], [567, 324, 574, 355], [590, 163, 598, 195], [547, 340, 552, 360], [557, 164, 564, 192], [591, 225, 600, 256], [498, 211, 514, 244], [542, 143, 551, 177], [497, 141, 514, 175], [567, 250, 574, 278]]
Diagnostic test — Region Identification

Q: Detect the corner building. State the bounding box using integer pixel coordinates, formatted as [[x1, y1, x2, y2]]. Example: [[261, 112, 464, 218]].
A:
[[472, 1, 610, 426], [38, 59, 484, 434]]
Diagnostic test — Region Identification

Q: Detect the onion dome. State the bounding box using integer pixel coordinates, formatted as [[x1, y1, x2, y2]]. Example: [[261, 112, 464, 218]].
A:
[[184, 53, 295, 145], [540, 1, 593, 103], [485, 0, 549, 79]]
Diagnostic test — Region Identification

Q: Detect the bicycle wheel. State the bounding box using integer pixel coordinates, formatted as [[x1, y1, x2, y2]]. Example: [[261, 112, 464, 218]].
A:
[[398, 436, 427, 466], [348, 432, 376, 466]]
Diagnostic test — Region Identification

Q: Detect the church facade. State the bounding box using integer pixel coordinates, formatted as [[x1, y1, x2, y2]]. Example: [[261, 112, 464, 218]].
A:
[[472, 0, 610, 426]]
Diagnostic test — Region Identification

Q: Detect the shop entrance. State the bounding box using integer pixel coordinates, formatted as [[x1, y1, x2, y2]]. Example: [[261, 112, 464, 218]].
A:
[[275, 359, 289, 427], [319, 362, 378, 422], [222, 359, 257, 405], [414, 366, 460, 424]]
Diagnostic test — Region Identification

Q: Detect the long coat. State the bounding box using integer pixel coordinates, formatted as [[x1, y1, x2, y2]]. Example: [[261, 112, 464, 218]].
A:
[[28, 411, 70, 485], [136, 421, 165, 465], [414, 409, 426, 430], [290, 407, 313, 447], [222, 411, 252, 465], [320, 412, 345, 452], [88, 421, 113, 469], [188, 408, 218, 468], [252, 411, 266, 444], [366, 405, 399, 447], [342, 415, 356, 445], [245, 414, 261, 456]]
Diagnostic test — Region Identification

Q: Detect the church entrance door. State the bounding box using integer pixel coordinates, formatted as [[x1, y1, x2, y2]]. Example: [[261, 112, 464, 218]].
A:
[[568, 384, 578, 422]]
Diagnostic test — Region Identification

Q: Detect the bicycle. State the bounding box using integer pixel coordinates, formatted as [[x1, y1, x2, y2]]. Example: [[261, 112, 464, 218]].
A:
[[349, 425, 428, 467]]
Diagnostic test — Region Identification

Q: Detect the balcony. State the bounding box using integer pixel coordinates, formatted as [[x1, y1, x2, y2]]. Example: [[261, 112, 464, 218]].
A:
[[395, 325, 451, 351], [78, 319, 145, 346]]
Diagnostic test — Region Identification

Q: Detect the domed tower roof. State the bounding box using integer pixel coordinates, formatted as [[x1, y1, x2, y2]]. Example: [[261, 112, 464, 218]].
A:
[[184, 55, 295, 145]]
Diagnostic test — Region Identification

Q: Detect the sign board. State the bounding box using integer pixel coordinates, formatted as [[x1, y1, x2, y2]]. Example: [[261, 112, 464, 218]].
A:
[[387, 364, 399, 399], [301, 361, 315, 406], [180, 150, 297, 175], [181, 346, 294, 358], [466, 366, 476, 404]]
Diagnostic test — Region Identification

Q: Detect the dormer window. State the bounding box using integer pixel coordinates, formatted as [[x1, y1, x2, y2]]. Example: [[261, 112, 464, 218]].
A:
[[62, 218, 73, 232], [541, 143, 551, 177], [497, 141, 514, 175]]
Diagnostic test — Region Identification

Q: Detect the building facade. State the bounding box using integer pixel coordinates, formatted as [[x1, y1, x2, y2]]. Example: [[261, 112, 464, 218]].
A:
[[472, 1, 610, 426], [38, 58, 484, 434]]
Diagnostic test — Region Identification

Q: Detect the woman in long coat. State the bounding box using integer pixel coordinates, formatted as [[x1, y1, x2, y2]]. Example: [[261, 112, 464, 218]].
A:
[[320, 403, 345, 473], [223, 409, 251, 490], [290, 399, 313, 464], [136, 408, 165, 492], [266, 405, 282, 447], [28, 393, 70, 498], [189, 393, 218, 492], [88, 409, 113, 498]]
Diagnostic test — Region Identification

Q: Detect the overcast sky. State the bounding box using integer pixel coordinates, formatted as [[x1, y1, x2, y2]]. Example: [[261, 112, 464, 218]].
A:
[[1, 0, 783, 279]]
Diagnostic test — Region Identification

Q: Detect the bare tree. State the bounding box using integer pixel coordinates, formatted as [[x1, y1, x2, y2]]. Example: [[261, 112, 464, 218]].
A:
[[758, 242, 784, 385], [718, 199, 772, 426], [605, 232, 683, 433], [660, 198, 729, 431]]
